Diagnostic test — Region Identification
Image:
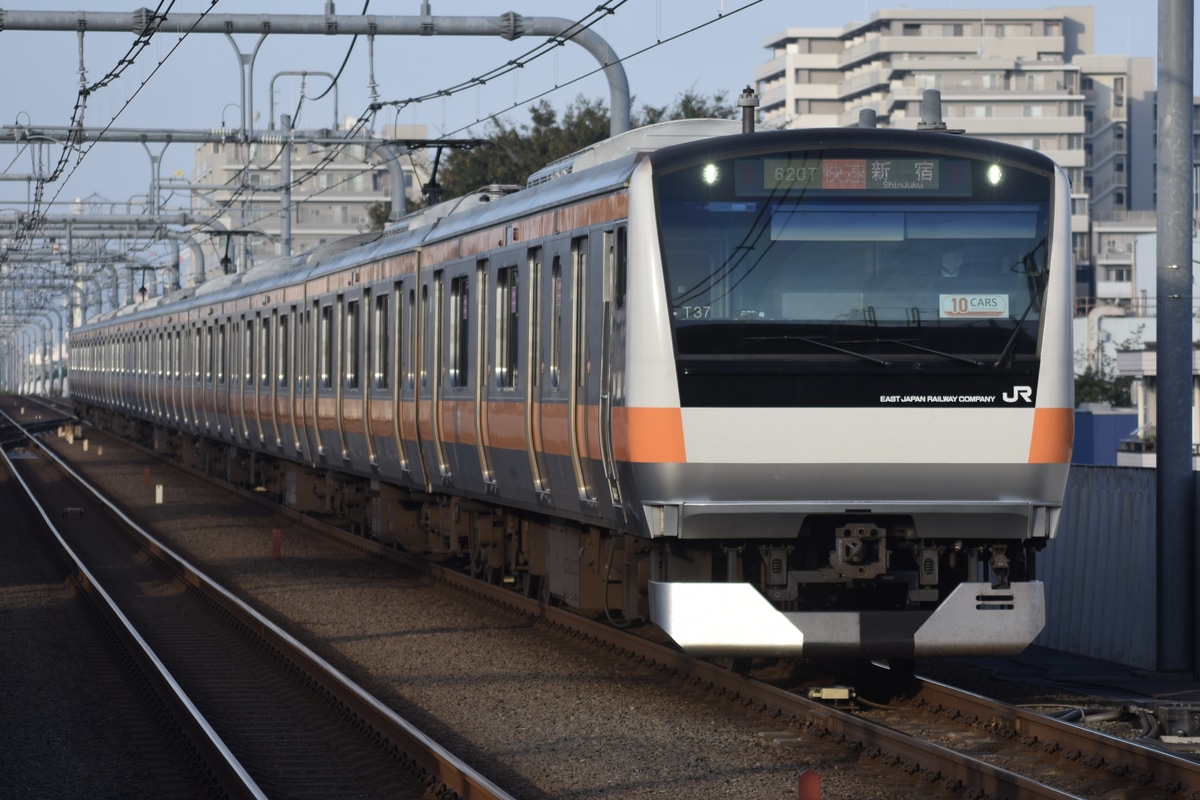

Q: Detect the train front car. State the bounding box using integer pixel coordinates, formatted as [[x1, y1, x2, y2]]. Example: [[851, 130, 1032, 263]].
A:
[[625, 129, 1072, 660]]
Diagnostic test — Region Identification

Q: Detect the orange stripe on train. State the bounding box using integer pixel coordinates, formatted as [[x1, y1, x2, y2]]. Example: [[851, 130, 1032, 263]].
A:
[[1028, 407, 1074, 464], [614, 407, 687, 464]]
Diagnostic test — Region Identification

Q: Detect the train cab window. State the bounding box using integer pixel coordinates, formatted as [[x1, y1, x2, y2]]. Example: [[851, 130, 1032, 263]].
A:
[[373, 294, 389, 390], [277, 314, 290, 388], [550, 256, 563, 390], [320, 305, 333, 389], [345, 299, 360, 390], [497, 266, 519, 389], [449, 275, 469, 389], [653, 144, 1051, 360]]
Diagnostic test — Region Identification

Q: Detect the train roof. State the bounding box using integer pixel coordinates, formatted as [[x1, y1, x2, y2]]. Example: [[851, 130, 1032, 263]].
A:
[[76, 119, 1061, 336]]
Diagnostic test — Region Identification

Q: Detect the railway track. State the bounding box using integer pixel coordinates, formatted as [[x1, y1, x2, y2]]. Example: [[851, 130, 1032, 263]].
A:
[[13, 394, 1200, 799], [2, 403, 513, 800]]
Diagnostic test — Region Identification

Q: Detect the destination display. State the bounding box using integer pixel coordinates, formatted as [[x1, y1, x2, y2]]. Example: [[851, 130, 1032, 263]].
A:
[[742, 156, 976, 197]]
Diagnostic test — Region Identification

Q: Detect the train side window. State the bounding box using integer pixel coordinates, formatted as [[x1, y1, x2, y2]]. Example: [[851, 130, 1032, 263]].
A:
[[320, 304, 333, 389], [373, 293, 389, 389], [550, 256, 562, 391], [277, 314, 289, 388], [345, 299, 360, 390], [449, 275, 469, 388], [497, 265, 519, 389]]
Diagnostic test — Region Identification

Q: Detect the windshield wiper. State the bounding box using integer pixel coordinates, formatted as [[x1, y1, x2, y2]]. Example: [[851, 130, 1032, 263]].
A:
[[884, 340, 984, 367], [992, 294, 1039, 368], [747, 335, 891, 366]]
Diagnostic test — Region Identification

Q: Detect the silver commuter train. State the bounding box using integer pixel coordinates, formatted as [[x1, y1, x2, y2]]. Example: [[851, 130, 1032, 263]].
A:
[[69, 118, 1074, 660]]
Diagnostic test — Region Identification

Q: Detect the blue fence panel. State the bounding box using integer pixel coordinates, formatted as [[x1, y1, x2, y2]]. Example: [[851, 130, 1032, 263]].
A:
[[1037, 465, 1157, 670]]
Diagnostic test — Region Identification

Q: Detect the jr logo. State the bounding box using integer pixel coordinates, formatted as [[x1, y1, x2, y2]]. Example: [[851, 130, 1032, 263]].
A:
[[1002, 385, 1033, 403]]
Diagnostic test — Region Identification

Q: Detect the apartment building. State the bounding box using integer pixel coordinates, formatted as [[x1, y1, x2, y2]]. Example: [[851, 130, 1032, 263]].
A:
[[753, 7, 1159, 313], [190, 123, 427, 276]]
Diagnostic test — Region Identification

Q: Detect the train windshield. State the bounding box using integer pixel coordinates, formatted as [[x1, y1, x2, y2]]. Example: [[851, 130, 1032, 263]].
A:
[[654, 144, 1053, 361]]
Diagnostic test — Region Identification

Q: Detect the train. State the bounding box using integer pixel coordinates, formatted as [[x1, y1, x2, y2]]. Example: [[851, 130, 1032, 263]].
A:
[[68, 118, 1074, 660]]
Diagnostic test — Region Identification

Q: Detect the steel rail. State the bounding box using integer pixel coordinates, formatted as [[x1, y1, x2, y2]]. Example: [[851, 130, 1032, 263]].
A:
[[0, 410, 267, 800], [7, 405, 516, 800]]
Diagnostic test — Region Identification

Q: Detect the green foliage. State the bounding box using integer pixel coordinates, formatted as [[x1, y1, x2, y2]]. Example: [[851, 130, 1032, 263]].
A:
[[1073, 326, 1142, 407], [438, 90, 737, 201], [365, 200, 392, 231], [1074, 363, 1133, 407]]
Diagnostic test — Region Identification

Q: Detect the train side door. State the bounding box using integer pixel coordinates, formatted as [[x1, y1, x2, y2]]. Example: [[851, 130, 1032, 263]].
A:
[[336, 292, 353, 463], [473, 261, 496, 491], [598, 228, 625, 510], [568, 236, 597, 508], [525, 247, 550, 499], [415, 274, 444, 490], [429, 271, 449, 481], [400, 280, 429, 489], [364, 288, 381, 467]]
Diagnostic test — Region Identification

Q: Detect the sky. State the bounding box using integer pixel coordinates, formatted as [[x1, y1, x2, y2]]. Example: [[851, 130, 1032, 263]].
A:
[[0, 0, 1189, 215]]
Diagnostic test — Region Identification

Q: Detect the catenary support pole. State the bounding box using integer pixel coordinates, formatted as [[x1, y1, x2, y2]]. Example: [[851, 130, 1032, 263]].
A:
[[1154, 0, 1195, 675]]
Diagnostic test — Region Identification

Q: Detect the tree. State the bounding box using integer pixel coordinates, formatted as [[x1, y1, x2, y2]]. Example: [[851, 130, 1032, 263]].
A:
[[1073, 326, 1142, 407], [364, 201, 391, 232], [438, 89, 737, 201]]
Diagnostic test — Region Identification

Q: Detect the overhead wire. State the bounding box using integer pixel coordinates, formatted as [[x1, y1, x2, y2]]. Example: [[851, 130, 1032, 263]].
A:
[[9, 0, 766, 276], [11, 0, 223, 270]]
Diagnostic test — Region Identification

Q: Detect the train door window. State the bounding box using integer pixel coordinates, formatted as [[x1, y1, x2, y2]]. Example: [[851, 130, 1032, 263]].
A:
[[449, 275, 469, 388], [217, 323, 227, 385], [193, 329, 202, 382], [528, 248, 541, 392], [175, 330, 182, 382], [373, 293, 389, 389], [497, 265, 519, 389], [345, 298, 360, 390], [419, 284, 430, 390], [550, 256, 563, 391], [244, 319, 255, 385], [277, 314, 290, 388], [320, 304, 333, 389], [573, 237, 588, 389], [260, 315, 271, 387], [158, 332, 165, 379], [406, 287, 416, 390], [302, 309, 312, 393]]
